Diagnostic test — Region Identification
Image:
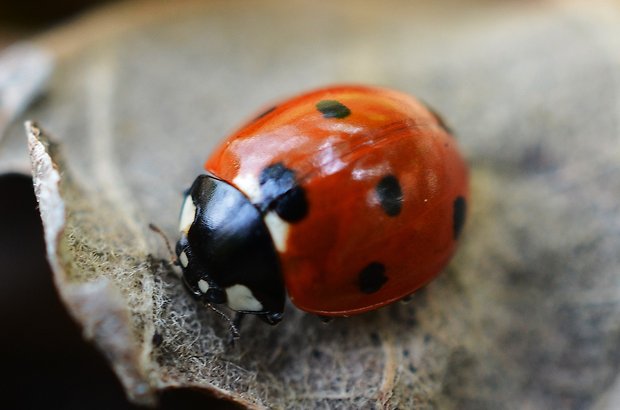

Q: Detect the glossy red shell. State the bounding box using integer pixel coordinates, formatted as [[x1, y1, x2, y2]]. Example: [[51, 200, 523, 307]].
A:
[[205, 85, 469, 316]]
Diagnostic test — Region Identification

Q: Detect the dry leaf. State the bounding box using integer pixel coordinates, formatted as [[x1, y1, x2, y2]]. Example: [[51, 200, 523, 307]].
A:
[[5, 0, 620, 408]]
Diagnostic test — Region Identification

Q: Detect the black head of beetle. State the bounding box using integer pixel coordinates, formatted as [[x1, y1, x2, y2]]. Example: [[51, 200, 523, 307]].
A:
[[175, 175, 285, 325]]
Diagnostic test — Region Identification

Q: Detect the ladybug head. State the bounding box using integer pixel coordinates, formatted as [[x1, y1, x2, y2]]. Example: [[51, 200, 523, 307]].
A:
[[175, 175, 285, 325]]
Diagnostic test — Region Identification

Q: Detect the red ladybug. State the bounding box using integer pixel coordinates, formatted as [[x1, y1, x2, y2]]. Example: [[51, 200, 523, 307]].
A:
[[175, 85, 469, 328]]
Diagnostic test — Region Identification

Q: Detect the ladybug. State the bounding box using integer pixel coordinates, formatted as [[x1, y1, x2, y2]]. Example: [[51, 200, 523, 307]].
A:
[[175, 85, 469, 329]]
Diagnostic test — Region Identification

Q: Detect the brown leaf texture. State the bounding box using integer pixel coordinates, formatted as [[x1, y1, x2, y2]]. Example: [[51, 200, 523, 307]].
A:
[[11, 1, 620, 408]]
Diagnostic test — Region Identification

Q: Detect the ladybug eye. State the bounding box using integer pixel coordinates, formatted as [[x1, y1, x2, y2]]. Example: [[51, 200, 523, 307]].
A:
[[205, 288, 227, 304]]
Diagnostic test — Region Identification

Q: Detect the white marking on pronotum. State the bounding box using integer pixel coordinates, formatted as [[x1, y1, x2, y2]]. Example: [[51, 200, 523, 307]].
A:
[[264, 212, 290, 252], [179, 251, 189, 268], [178, 194, 196, 233], [226, 284, 263, 312], [233, 173, 262, 203], [198, 279, 209, 294]]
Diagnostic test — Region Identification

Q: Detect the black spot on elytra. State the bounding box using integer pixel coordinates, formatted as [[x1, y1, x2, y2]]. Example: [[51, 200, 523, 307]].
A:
[[358, 262, 388, 294], [376, 175, 403, 217], [423, 102, 454, 135], [274, 186, 307, 222], [316, 100, 351, 119], [259, 163, 308, 222], [254, 105, 277, 121], [453, 196, 466, 239]]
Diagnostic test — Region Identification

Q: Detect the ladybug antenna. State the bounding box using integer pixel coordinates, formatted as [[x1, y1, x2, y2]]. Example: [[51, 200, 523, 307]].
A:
[[205, 303, 241, 342], [148, 223, 178, 266]]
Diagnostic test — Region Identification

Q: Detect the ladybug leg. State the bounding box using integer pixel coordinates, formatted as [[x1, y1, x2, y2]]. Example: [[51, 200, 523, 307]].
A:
[[227, 313, 245, 347], [318, 315, 333, 324], [259, 311, 283, 326], [233, 312, 245, 330], [400, 294, 414, 304], [202, 303, 242, 345]]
